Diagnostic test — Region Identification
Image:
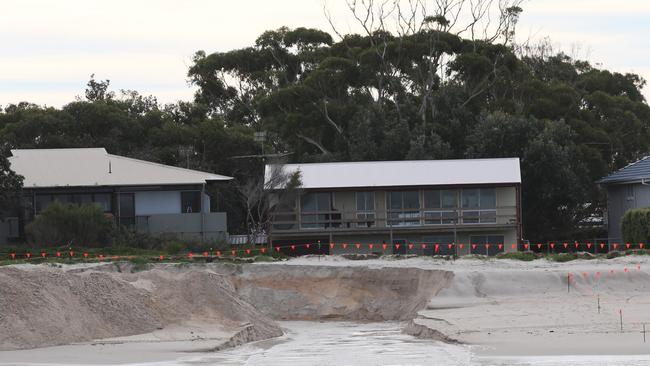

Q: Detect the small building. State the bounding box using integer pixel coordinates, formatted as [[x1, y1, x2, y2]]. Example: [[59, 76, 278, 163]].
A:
[[1, 148, 232, 244], [598, 156, 650, 243], [265, 158, 522, 255]]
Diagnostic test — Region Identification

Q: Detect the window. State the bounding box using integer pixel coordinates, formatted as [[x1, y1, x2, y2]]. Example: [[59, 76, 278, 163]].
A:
[[93, 194, 112, 213], [34, 193, 112, 213], [388, 191, 420, 226], [73, 194, 93, 205], [181, 191, 201, 213], [119, 193, 135, 226], [356, 192, 375, 227], [424, 190, 457, 225], [34, 195, 52, 213], [52, 194, 74, 205], [300, 192, 332, 229], [462, 188, 496, 224]]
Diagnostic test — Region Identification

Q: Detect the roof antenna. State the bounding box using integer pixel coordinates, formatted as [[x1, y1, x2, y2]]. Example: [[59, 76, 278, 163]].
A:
[[108, 160, 112, 174]]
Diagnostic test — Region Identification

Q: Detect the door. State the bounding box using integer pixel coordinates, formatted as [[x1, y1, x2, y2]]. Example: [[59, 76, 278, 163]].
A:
[[119, 193, 135, 227]]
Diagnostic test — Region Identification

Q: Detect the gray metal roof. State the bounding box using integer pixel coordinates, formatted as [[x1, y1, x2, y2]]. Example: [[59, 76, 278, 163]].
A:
[[10, 148, 232, 188], [598, 156, 650, 185], [265, 158, 521, 190]]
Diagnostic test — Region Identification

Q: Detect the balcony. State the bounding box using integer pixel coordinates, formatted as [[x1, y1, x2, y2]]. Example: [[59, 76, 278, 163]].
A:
[[270, 206, 517, 234], [135, 212, 228, 241]]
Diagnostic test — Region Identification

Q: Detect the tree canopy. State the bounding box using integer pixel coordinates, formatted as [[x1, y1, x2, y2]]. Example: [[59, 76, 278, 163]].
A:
[[2, 17, 650, 240]]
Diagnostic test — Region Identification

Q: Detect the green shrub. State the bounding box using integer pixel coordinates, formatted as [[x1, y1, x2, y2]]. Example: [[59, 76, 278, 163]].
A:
[[621, 208, 650, 244], [550, 253, 577, 262], [26, 202, 113, 247]]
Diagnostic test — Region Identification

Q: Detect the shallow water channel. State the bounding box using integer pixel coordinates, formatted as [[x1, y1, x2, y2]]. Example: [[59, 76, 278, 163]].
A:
[[192, 321, 472, 365]]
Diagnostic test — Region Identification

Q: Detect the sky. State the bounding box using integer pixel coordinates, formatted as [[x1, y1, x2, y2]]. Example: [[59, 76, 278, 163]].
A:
[[1, 0, 649, 107]]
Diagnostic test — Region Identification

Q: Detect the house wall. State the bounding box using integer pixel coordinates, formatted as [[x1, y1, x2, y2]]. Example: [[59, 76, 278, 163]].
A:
[[269, 184, 520, 256], [134, 191, 181, 215], [137, 212, 227, 242], [133, 191, 211, 215], [607, 183, 650, 242]]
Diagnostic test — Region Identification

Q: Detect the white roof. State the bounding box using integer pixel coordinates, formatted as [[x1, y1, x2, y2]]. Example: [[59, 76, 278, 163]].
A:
[[10, 148, 232, 188], [265, 158, 521, 189]]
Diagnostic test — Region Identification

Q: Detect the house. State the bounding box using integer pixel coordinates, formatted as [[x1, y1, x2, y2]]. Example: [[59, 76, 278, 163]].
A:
[[598, 156, 650, 243], [265, 158, 522, 255], [1, 148, 232, 245]]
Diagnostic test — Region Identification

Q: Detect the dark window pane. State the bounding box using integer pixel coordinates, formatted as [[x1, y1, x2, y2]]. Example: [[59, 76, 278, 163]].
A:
[[181, 191, 201, 213], [462, 189, 479, 209], [463, 210, 479, 223], [424, 211, 442, 225], [119, 194, 135, 216], [316, 193, 330, 211], [403, 191, 420, 209], [75, 194, 93, 205], [480, 210, 497, 223], [442, 211, 456, 224], [94, 193, 112, 212], [301, 193, 317, 211], [301, 192, 330, 212], [53, 194, 74, 204], [34, 195, 52, 213], [441, 190, 457, 208], [389, 192, 402, 210], [480, 188, 496, 209], [118, 193, 135, 227], [356, 192, 375, 211], [424, 190, 440, 209]]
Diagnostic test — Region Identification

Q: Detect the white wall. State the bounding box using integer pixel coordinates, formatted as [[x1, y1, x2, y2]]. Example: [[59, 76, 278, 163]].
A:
[[134, 191, 181, 215]]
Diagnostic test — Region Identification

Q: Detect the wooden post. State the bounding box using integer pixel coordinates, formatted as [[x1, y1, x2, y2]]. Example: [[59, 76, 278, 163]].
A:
[[597, 294, 600, 314], [620, 309, 623, 333]]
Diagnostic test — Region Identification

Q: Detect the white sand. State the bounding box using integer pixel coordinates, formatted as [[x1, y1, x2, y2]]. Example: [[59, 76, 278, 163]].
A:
[[4, 255, 650, 364], [273, 255, 650, 358]]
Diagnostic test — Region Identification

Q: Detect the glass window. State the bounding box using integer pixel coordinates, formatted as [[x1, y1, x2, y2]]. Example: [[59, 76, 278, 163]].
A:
[[356, 192, 375, 228], [388, 191, 420, 226], [423, 190, 441, 209], [424, 211, 442, 225], [480, 188, 496, 209], [300, 192, 331, 229], [34, 194, 52, 213], [93, 193, 112, 213], [181, 191, 201, 213], [463, 210, 479, 224], [74, 194, 93, 205], [441, 190, 457, 208], [462, 189, 479, 209], [389, 191, 403, 210], [403, 191, 419, 209], [301, 192, 330, 212], [53, 194, 74, 205], [119, 193, 135, 226], [356, 192, 375, 211]]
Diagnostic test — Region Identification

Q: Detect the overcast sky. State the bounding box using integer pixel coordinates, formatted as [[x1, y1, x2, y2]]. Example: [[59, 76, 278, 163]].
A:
[[1, 0, 649, 107]]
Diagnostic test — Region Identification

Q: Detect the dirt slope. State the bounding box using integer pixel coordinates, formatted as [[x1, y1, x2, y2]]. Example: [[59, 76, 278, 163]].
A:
[[0, 265, 282, 351]]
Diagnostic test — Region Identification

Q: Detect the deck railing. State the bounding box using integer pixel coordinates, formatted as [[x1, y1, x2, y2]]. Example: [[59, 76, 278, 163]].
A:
[[270, 206, 517, 232]]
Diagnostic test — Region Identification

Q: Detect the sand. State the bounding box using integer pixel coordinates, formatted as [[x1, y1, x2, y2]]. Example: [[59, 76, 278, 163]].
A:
[[4, 255, 650, 364], [278, 254, 650, 358], [0, 264, 282, 351]]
